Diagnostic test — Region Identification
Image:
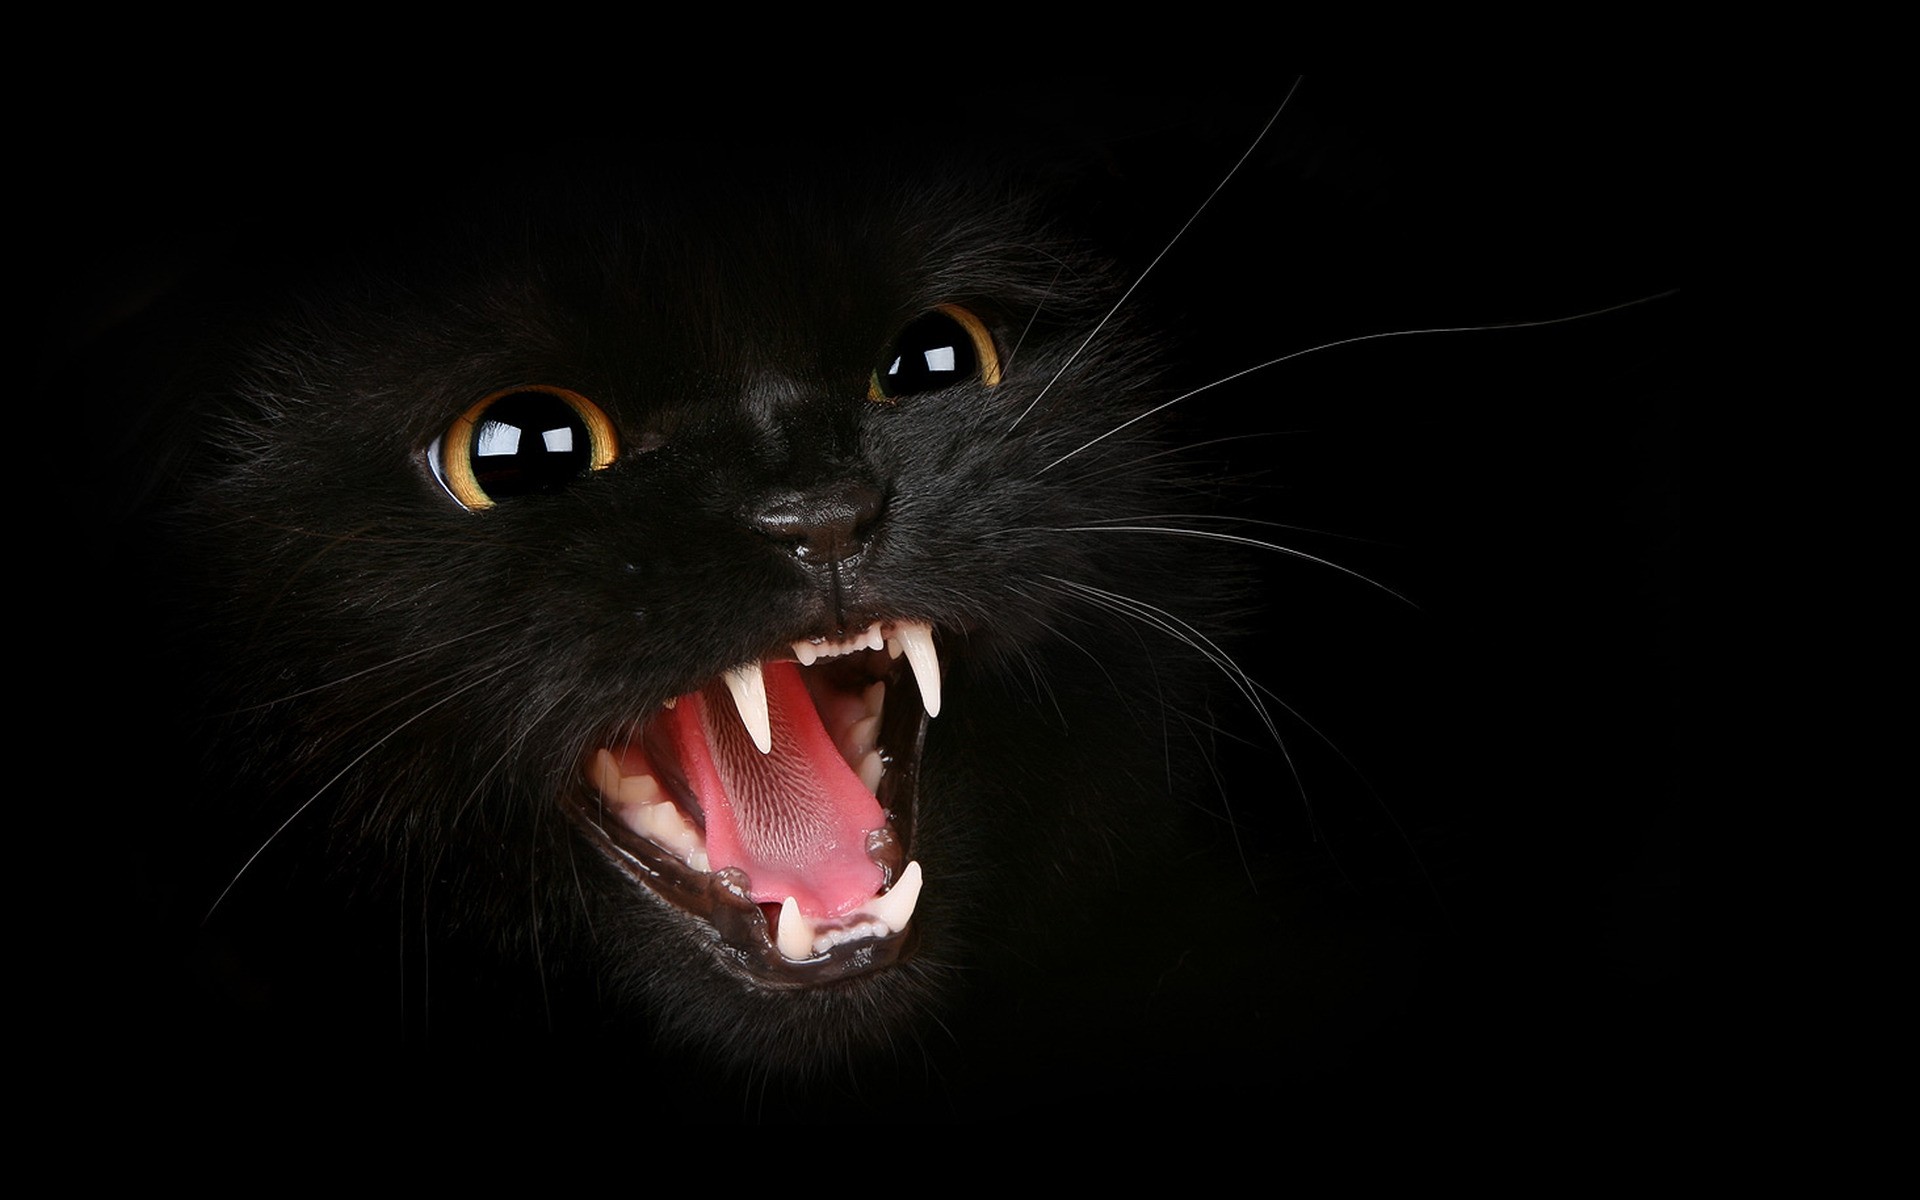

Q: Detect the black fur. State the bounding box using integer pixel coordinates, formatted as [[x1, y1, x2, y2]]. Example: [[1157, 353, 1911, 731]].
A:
[[43, 78, 1696, 1120]]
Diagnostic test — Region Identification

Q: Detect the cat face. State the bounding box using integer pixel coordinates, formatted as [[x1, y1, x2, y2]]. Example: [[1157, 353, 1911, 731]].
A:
[[127, 151, 1235, 1073], [61, 80, 1689, 1113]]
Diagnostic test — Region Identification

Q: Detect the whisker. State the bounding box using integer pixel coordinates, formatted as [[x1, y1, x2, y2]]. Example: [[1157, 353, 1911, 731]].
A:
[[1040, 523, 1412, 606], [221, 618, 523, 712], [1036, 574, 1280, 751], [1006, 79, 1304, 436], [1075, 511, 1388, 546], [1040, 430, 1318, 489], [1041, 291, 1680, 475], [998, 262, 1065, 379], [202, 660, 518, 923], [454, 686, 574, 826]]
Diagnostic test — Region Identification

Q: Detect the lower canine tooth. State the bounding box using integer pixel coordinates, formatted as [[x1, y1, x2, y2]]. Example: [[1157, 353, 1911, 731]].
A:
[[776, 896, 813, 961], [867, 860, 923, 933]]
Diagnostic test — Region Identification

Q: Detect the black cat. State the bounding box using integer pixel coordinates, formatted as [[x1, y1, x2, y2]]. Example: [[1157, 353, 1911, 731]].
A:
[[46, 79, 1692, 1118]]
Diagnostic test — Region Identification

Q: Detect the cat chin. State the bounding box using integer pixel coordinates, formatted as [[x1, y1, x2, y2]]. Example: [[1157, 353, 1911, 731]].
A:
[[569, 618, 942, 988]]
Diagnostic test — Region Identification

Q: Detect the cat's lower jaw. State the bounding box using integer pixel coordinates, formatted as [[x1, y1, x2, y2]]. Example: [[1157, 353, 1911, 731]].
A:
[[571, 619, 939, 987]]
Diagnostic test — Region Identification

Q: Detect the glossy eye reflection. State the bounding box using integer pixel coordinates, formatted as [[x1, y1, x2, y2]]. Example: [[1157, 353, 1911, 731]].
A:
[[430, 386, 618, 511], [869, 304, 1001, 401]]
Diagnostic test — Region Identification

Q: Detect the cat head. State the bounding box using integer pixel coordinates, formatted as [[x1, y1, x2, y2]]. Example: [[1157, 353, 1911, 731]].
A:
[[98, 141, 1236, 1076]]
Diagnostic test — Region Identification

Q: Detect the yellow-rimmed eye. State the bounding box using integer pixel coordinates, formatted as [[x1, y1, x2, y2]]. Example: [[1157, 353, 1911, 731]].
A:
[[868, 304, 1001, 402], [430, 386, 618, 511]]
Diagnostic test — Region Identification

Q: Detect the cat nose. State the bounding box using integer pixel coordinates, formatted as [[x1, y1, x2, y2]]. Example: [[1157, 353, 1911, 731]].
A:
[[743, 481, 884, 565]]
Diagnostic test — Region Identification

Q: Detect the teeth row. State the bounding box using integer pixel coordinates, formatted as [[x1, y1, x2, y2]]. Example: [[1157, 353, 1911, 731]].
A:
[[790, 624, 886, 665], [589, 749, 711, 872], [725, 619, 942, 755], [774, 861, 923, 962]]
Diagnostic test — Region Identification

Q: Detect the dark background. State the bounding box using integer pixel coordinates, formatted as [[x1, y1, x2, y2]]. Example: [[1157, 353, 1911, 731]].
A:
[[34, 75, 1704, 1121]]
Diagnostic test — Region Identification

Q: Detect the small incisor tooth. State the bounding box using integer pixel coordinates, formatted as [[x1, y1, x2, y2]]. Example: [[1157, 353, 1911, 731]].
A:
[[723, 662, 773, 754]]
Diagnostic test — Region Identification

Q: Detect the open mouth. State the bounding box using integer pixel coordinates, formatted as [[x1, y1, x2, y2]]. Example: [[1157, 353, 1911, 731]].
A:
[[575, 619, 938, 986]]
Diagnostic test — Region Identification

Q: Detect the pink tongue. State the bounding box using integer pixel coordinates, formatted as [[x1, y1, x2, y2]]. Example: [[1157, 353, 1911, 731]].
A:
[[663, 662, 884, 918]]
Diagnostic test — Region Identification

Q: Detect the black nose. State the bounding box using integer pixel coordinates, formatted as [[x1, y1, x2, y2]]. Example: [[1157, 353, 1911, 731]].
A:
[[743, 480, 884, 565]]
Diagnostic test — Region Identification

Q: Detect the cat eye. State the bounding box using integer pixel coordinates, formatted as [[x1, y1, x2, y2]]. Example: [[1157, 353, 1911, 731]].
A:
[[869, 304, 1001, 402], [429, 386, 619, 511]]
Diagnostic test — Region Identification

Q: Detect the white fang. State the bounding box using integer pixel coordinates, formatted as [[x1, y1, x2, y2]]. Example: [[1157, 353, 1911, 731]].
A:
[[723, 662, 773, 754], [893, 621, 942, 718]]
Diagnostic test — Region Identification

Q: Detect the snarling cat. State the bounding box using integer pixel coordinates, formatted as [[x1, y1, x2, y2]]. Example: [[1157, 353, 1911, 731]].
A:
[[53, 80, 1689, 1116]]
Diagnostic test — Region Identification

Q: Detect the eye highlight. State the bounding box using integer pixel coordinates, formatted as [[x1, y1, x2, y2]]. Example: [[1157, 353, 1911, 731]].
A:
[[430, 386, 618, 511], [869, 304, 1001, 402]]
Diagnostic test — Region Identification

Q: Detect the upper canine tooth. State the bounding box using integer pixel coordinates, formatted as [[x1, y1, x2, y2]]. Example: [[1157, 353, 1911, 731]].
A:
[[723, 662, 773, 754], [894, 621, 941, 718]]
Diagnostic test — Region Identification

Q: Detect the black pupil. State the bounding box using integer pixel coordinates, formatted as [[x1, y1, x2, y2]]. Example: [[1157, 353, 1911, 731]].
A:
[[469, 391, 593, 498], [881, 311, 977, 397]]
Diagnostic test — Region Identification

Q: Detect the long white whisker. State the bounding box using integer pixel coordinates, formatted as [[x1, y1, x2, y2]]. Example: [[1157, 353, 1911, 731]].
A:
[[1006, 79, 1304, 436], [1037, 574, 1280, 751], [1041, 523, 1412, 606], [203, 660, 517, 923], [223, 619, 522, 712], [455, 686, 573, 826], [1041, 290, 1679, 475], [1073, 511, 1389, 545], [999, 262, 1064, 379], [1042, 430, 1313, 488]]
